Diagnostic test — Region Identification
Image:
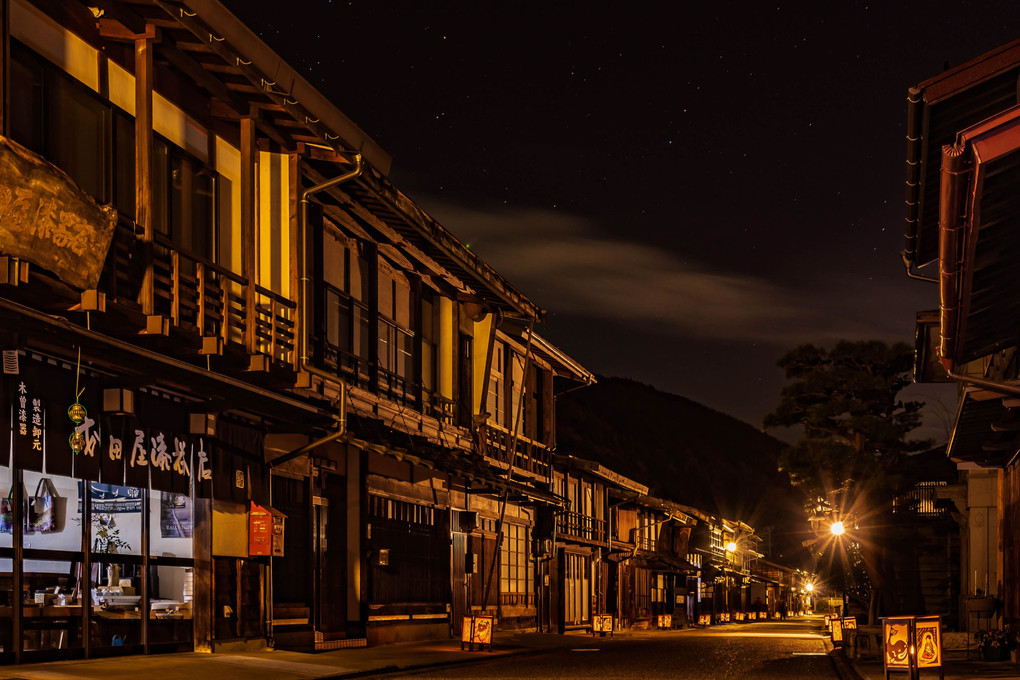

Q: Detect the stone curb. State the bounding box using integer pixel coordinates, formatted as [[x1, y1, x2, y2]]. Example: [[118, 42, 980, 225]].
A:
[[825, 640, 866, 680]]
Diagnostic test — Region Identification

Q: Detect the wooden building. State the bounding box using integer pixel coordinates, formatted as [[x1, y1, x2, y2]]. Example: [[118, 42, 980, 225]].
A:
[[0, 0, 590, 662], [900, 37, 1020, 633]]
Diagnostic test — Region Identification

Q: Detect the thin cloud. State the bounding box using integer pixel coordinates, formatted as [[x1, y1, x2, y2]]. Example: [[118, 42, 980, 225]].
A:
[[425, 200, 915, 346]]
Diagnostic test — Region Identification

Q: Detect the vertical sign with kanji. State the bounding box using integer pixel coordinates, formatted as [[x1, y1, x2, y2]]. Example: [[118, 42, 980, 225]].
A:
[[12, 375, 43, 471]]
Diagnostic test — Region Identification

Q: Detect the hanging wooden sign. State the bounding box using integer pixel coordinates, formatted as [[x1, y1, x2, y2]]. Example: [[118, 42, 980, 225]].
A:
[[0, 135, 117, 290]]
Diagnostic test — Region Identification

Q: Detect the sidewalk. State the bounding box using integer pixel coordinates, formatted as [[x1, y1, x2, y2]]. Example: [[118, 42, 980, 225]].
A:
[[834, 646, 1020, 680], [0, 632, 577, 680]]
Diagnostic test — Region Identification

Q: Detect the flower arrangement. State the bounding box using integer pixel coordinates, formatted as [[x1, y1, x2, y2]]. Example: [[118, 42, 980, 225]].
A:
[[976, 628, 1015, 660], [73, 513, 132, 553]]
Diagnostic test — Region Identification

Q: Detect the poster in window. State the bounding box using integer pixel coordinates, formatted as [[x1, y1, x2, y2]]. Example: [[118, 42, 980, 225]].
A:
[[160, 491, 192, 539], [81, 482, 142, 513]]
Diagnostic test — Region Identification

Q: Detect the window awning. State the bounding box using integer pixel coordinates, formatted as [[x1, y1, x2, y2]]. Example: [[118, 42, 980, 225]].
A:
[[946, 387, 1018, 466]]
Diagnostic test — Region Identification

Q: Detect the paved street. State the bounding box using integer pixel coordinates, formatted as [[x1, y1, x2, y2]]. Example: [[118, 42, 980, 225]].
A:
[[401, 618, 837, 680]]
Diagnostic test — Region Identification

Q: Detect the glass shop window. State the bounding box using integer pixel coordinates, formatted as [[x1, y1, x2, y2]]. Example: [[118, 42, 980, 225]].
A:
[[148, 489, 194, 647], [21, 472, 83, 553], [0, 466, 12, 550], [21, 559, 84, 654], [149, 490, 193, 560], [148, 565, 193, 647], [86, 483, 142, 557]]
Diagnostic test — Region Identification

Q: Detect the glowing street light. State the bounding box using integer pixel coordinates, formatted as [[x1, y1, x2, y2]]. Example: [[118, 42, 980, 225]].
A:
[[725, 541, 737, 553], [805, 582, 814, 593], [830, 521, 845, 536]]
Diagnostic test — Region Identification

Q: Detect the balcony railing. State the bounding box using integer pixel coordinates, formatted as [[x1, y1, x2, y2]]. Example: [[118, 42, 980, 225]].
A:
[[500, 592, 535, 608], [482, 425, 551, 479], [557, 511, 607, 543], [102, 218, 295, 365]]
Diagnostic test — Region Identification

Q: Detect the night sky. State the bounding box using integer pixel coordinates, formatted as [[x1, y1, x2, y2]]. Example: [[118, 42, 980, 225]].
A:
[[223, 1, 1016, 437]]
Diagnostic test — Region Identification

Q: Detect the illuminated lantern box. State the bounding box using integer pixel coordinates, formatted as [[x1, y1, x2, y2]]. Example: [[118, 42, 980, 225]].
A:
[[748, 611, 757, 620], [592, 614, 614, 637], [841, 617, 857, 649], [657, 614, 672, 629], [880, 616, 942, 677], [882, 617, 913, 676], [461, 615, 494, 652], [735, 611, 745, 621], [698, 614, 711, 626], [721, 612, 730, 622], [831, 617, 844, 645]]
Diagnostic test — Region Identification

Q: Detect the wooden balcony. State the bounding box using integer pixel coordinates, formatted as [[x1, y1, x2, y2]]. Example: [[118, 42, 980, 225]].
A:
[[557, 511, 607, 544], [482, 425, 552, 479], [101, 218, 296, 369]]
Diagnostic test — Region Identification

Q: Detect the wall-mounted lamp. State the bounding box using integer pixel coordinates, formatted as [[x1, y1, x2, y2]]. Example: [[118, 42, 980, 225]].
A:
[[189, 413, 217, 437], [103, 388, 135, 415]]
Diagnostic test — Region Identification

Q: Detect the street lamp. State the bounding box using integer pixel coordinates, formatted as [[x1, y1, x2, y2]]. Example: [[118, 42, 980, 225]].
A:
[[805, 582, 814, 593], [725, 541, 737, 553], [830, 521, 845, 536]]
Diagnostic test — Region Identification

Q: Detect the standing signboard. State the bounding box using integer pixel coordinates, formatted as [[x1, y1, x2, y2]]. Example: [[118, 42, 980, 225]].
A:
[[882, 617, 915, 680], [914, 616, 943, 679]]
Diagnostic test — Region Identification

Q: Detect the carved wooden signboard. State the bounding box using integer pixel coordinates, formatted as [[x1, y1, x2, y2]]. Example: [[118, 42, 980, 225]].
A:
[[0, 135, 117, 290]]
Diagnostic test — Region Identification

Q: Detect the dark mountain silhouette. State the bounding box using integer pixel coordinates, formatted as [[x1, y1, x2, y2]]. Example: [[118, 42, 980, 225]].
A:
[[555, 376, 811, 565]]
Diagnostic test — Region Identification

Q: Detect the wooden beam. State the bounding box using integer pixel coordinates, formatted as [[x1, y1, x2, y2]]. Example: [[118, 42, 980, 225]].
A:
[[92, 0, 151, 37], [97, 17, 157, 41], [136, 32, 155, 316], [158, 35, 248, 116]]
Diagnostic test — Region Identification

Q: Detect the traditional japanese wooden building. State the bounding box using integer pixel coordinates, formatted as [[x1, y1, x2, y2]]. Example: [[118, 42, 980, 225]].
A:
[[900, 37, 1020, 633], [0, 0, 587, 662]]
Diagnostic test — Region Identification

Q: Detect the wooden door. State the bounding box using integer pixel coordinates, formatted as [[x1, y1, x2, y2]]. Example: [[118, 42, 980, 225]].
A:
[[316, 473, 347, 633], [451, 532, 467, 635]]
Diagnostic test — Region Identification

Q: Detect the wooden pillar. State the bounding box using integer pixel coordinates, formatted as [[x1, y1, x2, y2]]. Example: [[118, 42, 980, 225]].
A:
[[241, 115, 257, 353], [289, 154, 302, 372], [365, 243, 379, 391], [12, 468, 22, 663], [193, 497, 213, 652], [81, 478, 91, 658], [408, 274, 423, 410], [543, 368, 556, 449], [135, 34, 154, 316], [140, 489, 150, 653]]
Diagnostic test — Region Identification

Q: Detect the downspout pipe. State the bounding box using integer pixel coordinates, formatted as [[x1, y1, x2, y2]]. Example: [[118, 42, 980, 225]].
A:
[[298, 153, 364, 439], [938, 144, 967, 372], [944, 370, 1020, 399], [901, 87, 938, 284]]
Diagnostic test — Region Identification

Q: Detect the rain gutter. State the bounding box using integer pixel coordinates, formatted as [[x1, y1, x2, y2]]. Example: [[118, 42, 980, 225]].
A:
[[294, 153, 364, 452], [902, 86, 933, 280], [937, 143, 967, 372]]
